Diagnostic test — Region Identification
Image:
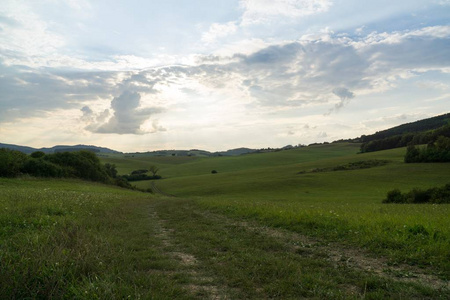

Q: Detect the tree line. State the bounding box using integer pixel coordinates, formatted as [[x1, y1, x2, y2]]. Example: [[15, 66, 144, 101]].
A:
[[360, 113, 450, 143], [120, 168, 161, 181], [404, 136, 450, 163], [360, 124, 450, 153], [0, 149, 141, 190], [383, 183, 450, 204]]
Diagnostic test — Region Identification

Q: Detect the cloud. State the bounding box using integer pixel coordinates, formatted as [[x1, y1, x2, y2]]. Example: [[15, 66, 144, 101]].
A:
[[81, 106, 110, 123], [0, 63, 121, 122], [151, 120, 167, 133], [1, 24, 449, 131], [202, 22, 238, 44], [317, 131, 327, 138], [0, 1, 65, 62], [239, 0, 332, 25], [80, 106, 94, 122], [86, 91, 164, 135], [325, 87, 355, 115]]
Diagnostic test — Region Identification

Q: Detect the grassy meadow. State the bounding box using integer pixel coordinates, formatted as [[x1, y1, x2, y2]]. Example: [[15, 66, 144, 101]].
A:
[[104, 143, 450, 279], [0, 178, 195, 299], [1, 142, 449, 298]]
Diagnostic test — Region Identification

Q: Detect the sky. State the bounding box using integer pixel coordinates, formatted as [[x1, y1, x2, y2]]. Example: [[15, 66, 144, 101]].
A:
[[1, 0, 449, 152]]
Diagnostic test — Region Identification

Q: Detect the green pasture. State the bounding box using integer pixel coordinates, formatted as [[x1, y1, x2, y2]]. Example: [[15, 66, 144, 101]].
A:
[[101, 143, 361, 178], [1, 142, 449, 298], [126, 143, 450, 277], [0, 178, 191, 299], [2, 177, 445, 298]]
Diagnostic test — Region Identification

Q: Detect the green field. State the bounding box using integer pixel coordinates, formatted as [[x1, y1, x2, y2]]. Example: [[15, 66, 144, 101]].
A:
[[104, 143, 450, 277], [1, 143, 449, 298]]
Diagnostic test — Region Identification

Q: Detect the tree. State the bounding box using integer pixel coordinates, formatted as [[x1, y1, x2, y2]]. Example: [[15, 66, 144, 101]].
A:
[[30, 151, 45, 159], [104, 163, 118, 178], [435, 136, 450, 151], [404, 145, 420, 163], [149, 165, 159, 176], [0, 148, 28, 177]]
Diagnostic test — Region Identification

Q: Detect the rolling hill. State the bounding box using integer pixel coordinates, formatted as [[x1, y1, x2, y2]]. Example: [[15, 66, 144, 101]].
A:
[[0, 143, 122, 154]]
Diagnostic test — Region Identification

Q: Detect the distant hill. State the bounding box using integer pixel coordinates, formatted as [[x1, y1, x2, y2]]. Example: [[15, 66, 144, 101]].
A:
[[7, 113, 449, 157], [358, 112, 450, 153], [359, 113, 450, 143], [0, 143, 38, 154], [216, 148, 256, 156], [0, 143, 122, 154], [126, 147, 259, 157]]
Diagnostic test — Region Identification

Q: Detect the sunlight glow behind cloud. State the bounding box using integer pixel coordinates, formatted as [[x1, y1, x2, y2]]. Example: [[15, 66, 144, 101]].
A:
[[0, 0, 449, 151]]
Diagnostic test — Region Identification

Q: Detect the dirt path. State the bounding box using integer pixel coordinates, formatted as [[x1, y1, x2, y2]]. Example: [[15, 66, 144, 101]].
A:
[[149, 186, 448, 295], [193, 208, 449, 291], [151, 182, 175, 197], [148, 205, 229, 299]]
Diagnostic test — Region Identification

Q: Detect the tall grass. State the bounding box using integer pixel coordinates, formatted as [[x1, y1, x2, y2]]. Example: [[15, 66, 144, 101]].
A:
[[0, 178, 192, 299], [150, 145, 450, 278]]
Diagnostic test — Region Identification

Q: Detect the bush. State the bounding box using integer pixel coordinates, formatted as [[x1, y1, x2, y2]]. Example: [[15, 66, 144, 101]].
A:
[[0, 148, 28, 177], [383, 189, 405, 203], [211, 170, 218, 174], [404, 136, 450, 163], [131, 169, 148, 175], [30, 151, 46, 159], [429, 184, 450, 204], [383, 184, 450, 204], [104, 163, 118, 178], [22, 158, 66, 177], [405, 188, 431, 204], [120, 174, 161, 181], [114, 177, 134, 189], [44, 150, 109, 182]]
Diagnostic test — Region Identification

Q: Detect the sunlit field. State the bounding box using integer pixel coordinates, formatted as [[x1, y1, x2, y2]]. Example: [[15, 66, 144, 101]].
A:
[[103, 143, 450, 278], [1, 143, 449, 298]]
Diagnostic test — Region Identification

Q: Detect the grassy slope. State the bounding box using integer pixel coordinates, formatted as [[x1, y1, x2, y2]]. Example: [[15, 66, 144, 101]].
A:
[[4, 143, 447, 297], [102, 143, 361, 178], [1, 177, 447, 298], [129, 143, 450, 278], [0, 178, 193, 299]]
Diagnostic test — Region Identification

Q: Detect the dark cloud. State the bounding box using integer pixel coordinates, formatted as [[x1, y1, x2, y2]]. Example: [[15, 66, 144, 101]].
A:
[[0, 64, 118, 122], [363, 35, 450, 71], [323, 87, 355, 115], [241, 43, 303, 65], [86, 91, 164, 135], [80, 106, 94, 121], [1, 26, 449, 125], [81, 106, 110, 123]]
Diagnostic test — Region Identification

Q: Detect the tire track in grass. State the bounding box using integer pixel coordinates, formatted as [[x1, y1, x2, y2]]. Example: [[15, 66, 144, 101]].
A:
[[151, 182, 175, 197], [148, 205, 228, 299], [150, 184, 448, 295], [193, 208, 449, 291]]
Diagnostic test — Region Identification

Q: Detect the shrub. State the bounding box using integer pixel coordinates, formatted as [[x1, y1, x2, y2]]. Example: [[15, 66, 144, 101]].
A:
[[104, 163, 118, 178], [383, 189, 405, 203], [404, 136, 450, 163], [120, 174, 161, 181], [44, 150, 109, 182], [383, 184, 450, 204], [22, 158, 66, 177], [405, 188, 430, 204], [114, 177, 134, 189], [0, 148, 28, 177], [211, 170, 218, 174], [30, 151, 46, 158], [429, 184, 450, 204], [131, 169, 148, 175]]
